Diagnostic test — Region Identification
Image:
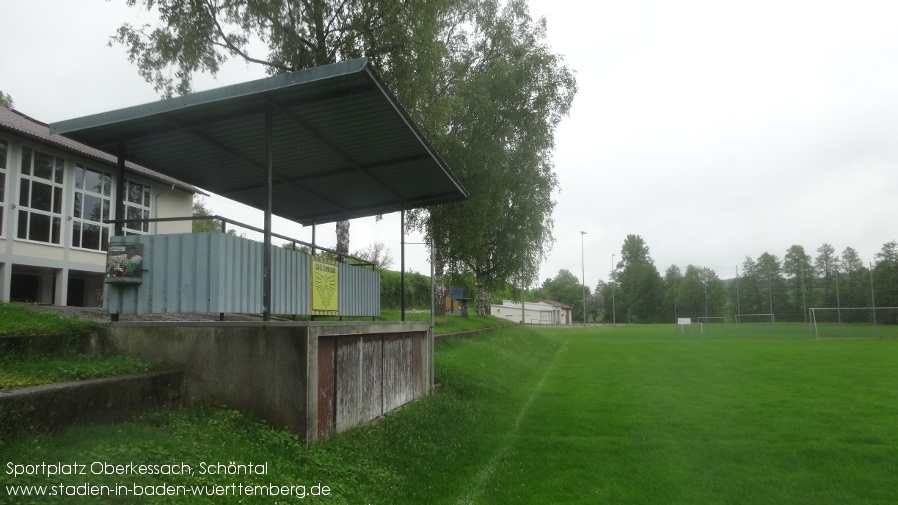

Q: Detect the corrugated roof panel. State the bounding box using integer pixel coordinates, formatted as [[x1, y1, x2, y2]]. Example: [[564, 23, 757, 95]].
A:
[[0, 107, 204, 194], [50, 58, 467, 226]]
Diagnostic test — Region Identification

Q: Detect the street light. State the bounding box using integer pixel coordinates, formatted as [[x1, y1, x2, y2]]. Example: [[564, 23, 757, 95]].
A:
[[611, 253, 616, 326], [581, 231, 587, 326]]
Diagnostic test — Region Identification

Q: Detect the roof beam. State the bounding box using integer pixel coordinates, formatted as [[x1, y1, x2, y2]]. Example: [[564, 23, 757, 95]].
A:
[[158, 112, 353, 216], [218, 153, 429, 197], [265, 95, 411, 207]]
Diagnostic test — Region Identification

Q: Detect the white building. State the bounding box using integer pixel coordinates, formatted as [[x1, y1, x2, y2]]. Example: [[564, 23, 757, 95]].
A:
[[0, 107, 200, 307], [490, 299, 573, 325]]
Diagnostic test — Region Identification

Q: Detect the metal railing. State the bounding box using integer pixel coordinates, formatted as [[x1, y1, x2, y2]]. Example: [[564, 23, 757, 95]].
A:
[[104, 215, 377, 269]]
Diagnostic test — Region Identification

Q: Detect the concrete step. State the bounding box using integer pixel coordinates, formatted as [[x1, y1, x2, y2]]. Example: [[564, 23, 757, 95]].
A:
[[0, 370, 185, 434]]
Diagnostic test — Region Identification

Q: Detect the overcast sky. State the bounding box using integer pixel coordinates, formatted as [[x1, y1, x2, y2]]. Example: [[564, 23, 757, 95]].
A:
[[3, 1, 897, 288]]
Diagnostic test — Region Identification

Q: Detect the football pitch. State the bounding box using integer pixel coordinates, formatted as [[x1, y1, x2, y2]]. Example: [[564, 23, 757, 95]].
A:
[[458, 324, 898, 504]]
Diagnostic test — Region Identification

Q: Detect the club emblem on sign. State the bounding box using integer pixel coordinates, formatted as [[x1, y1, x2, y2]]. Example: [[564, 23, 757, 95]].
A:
[[311, 256, 339, 315]]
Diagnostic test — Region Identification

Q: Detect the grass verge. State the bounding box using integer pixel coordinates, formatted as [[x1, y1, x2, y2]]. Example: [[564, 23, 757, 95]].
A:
[[0, 303, 95, 337], [0, 303, 151, 390], [0, 352, 151, 390]]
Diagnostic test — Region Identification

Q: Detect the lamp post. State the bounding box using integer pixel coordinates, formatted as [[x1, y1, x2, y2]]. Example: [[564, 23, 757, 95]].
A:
[[611, 253, 616, 326], [581, 231, 587, 326]]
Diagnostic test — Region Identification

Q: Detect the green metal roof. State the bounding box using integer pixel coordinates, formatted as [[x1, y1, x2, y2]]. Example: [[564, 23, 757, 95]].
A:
[[50, 58, 467, 225]]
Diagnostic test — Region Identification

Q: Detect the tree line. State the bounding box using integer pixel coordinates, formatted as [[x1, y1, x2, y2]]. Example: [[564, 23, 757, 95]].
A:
[[538, 234, 898, 325]]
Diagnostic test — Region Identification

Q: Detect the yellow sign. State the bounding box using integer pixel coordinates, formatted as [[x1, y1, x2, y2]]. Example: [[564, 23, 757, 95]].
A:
[[311, 256, 339, 315]]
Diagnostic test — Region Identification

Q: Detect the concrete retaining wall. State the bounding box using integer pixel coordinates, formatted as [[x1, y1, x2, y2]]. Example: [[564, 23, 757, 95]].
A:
[[101, 321, 431, 441], [0, 370, 185, 434]]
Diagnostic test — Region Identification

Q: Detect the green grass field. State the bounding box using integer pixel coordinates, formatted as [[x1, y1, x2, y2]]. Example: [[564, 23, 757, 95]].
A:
[[467, 325, 898, 504], [2, 324, 897, 504]]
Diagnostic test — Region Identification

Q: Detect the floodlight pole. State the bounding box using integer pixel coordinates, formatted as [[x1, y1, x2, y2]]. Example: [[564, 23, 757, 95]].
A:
[[766, 263, 773, 325], [870, 262, 877, 326], [611, 253, 616, 326], [581, 231, 587, 326]]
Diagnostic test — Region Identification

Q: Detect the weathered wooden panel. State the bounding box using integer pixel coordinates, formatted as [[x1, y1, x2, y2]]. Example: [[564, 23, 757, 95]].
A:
[[360, 334, 384, 423], [410, 331, 424, 399], [383, 333, 416, 411], [327, 332, 428, 435], [317, 336, 336, 439], [335, 335, 363, 432]]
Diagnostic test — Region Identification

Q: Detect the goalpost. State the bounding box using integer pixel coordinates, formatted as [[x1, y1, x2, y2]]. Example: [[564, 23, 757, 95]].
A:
[[697, 316, 727, 324], [809, 307, 898, 339], [735, 313, 775, 324]]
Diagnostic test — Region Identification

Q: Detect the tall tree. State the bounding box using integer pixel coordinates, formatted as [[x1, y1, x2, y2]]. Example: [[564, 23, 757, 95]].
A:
[[538, 269, 588, 323], [617, 234, 652, 267], [192, 197, 223, 233], [676, 265, 706, 321], [589, 280, 605, 324], [839, 246, 869, 316], [756, 252, 784, 319], [0, 91, 12, 108], [815, 243, 840, 309], [413, 0, 575, 314], [661, 264, 683, 321], [738, 255, 764, 316], [873, 241, 898, 318], [113, 0, 470, 264], [783, 245, 813, 321], [614, 235, 663, 323], [701, 267, 729, 321], [352, 241, 394, 269]]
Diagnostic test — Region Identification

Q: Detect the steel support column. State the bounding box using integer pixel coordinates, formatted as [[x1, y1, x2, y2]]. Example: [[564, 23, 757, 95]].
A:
[[263, 108, 273, 321], [430, 240, 435, 390], [401, 207, 406, 321]]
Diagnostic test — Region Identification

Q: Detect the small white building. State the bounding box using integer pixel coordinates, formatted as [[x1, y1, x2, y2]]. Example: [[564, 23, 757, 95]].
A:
[[0, 107, 200, 307], [490, 299, 573, 325]]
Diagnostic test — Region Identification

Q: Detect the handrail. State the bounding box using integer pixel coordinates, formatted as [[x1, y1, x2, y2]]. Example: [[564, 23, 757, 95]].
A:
[[104, 215, 377, 269]]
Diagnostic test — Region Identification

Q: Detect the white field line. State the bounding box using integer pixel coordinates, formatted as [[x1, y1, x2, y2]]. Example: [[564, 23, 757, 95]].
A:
[[456, 341, 568, 505]]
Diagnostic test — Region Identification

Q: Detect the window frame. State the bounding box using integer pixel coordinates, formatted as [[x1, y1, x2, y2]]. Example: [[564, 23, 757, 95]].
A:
[[123, 179, 152, 235], [16, 146, 65, 245], [0, 137, 7, 238], [71, 162, 113, 251]]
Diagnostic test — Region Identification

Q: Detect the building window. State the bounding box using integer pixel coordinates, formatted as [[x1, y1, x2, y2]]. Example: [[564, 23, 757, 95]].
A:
[[17, 147, 64, 244], [124, 180, 151, 235], [0, 139, 7, 237], [72, 163, 112, 251]]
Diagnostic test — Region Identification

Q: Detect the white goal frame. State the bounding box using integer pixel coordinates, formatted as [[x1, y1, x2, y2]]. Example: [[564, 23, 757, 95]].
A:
[[809, 307, 898, 339], [735, 313, 775, 324]]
